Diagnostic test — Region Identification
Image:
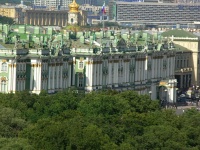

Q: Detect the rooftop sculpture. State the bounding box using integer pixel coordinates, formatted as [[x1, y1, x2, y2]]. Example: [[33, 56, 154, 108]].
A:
[[0, 24, 175, 57]]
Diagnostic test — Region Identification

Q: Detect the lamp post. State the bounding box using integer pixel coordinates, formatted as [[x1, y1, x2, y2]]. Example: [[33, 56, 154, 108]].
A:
[[195, 86, 199, 107], [149, 91, 152, 99], [192, 85, 199, 106], [164, 89, 168, 109]]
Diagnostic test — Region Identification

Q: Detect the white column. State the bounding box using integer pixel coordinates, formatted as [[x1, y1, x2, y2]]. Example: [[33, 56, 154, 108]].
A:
[[161, 59, 163, 78], [126, 60, 130, 83], [85, 58, 90, 90], [91, 59, 94, 88], [157, 59, 159, 78], [167, 58, 169, 78], [48, 64, 51, 92], [114, 61, 118, 87], [52, 64, 55, 91], [99, 61, 102, 87], [138, 61, 141, 81], [168, 79, 177, 103], [72, 58, 76, 86], [93, 61, 96, 87], [142, 60, 144, 81], [30, 64, 34, 92], [33, 64, 36, 92], [135, 61, 138, 82], [8, 63, 12, 92], [155, 59, 157, 79], [13, 64, 17, 92], [56, 64, 59, 89], [96, 61, 99, 86], [38, 63, 42, 93], [123, 60, 125, 84], [144, 57, 147, 81], [60, 64, 63, 89], [108, 60, 112, 86], [171, 57, 174, 77], [68, 62, 71, 88], [152, 58, 154, 79]]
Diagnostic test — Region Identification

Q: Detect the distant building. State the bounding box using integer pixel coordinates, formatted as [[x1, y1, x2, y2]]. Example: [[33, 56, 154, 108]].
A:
[[24, 10, 69, 26], [0, 23, 178, 103], [112, 1, 200, 28], [25, 0, 87, 26], [162, 29, 200, 90], [0, 4, 24, 24], [33, 0, 72, 9], [79, 4, 109, 24], [108, 0, 116, 20], [83, 0, 97, 5]]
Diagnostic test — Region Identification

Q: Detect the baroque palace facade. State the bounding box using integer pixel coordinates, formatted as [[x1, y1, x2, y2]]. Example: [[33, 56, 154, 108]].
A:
[[0, 23, 177, 103]]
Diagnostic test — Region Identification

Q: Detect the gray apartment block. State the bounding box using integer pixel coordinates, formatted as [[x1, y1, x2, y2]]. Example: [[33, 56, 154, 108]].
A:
[[115, 2, 200, 25]]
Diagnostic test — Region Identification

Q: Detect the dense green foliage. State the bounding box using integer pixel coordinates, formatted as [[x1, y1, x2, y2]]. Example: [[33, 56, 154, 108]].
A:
[[0, 16, 14, 25], [0, 90, 200, 149]]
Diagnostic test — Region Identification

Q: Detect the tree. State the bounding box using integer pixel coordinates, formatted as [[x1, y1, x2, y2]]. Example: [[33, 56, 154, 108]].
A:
[[0, 138, 34, 150], [0, 16, 14, 25], [0, 107, 27, 138], [1, 90, 200, 149], [136, 125, 188, 150]]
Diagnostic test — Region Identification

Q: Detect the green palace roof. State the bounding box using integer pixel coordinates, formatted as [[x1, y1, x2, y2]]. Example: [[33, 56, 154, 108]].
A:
[[161, 29, 198, 38]]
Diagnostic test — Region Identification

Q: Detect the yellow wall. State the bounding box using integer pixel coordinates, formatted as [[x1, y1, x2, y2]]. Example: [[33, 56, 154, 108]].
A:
[[173, 40, 199, 85], [0, 8, 16, 18]]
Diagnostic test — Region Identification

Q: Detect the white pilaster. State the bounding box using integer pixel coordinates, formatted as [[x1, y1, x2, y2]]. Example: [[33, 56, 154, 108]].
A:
[[93, 60, 96, 87], [99, 61, 102, 87], [114, 61, 118, 87], [52, 64, 55, 91], [72, 57, 76, 86], [8, 63, 12, 92], [60, 64, 63, 89], [126, 60, 130, 83], [48, 64, 51, 92], [108, 60, 112, 86], [68, 62, 71, 88]]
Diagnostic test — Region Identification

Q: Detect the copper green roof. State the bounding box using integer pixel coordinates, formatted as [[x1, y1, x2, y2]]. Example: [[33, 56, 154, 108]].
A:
[[162, 29, 197, 38]]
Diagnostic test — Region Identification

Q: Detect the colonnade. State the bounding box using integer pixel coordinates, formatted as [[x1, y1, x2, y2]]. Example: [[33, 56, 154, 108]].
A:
[[8, 62, 16, 92], [26, 11, 67, 26]]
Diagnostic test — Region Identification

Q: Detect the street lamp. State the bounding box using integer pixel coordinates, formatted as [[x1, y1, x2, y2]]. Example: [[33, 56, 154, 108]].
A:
[[195, 87, 199, 107], [149, 91, 152, 99], [164, 89, 168, 109]]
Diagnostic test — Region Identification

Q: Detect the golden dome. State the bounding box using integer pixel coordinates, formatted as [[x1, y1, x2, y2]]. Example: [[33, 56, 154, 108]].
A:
[[69, 0, 79, 13]]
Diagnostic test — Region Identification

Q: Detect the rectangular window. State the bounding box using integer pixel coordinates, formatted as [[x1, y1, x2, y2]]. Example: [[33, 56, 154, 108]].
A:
[[79, 62, 84, 69]]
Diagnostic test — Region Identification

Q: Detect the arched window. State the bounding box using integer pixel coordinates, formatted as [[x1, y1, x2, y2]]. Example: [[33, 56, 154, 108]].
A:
[[1, 62, 7, 72], [1, 77, 6, 93], [71, 18, 74, 23]]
